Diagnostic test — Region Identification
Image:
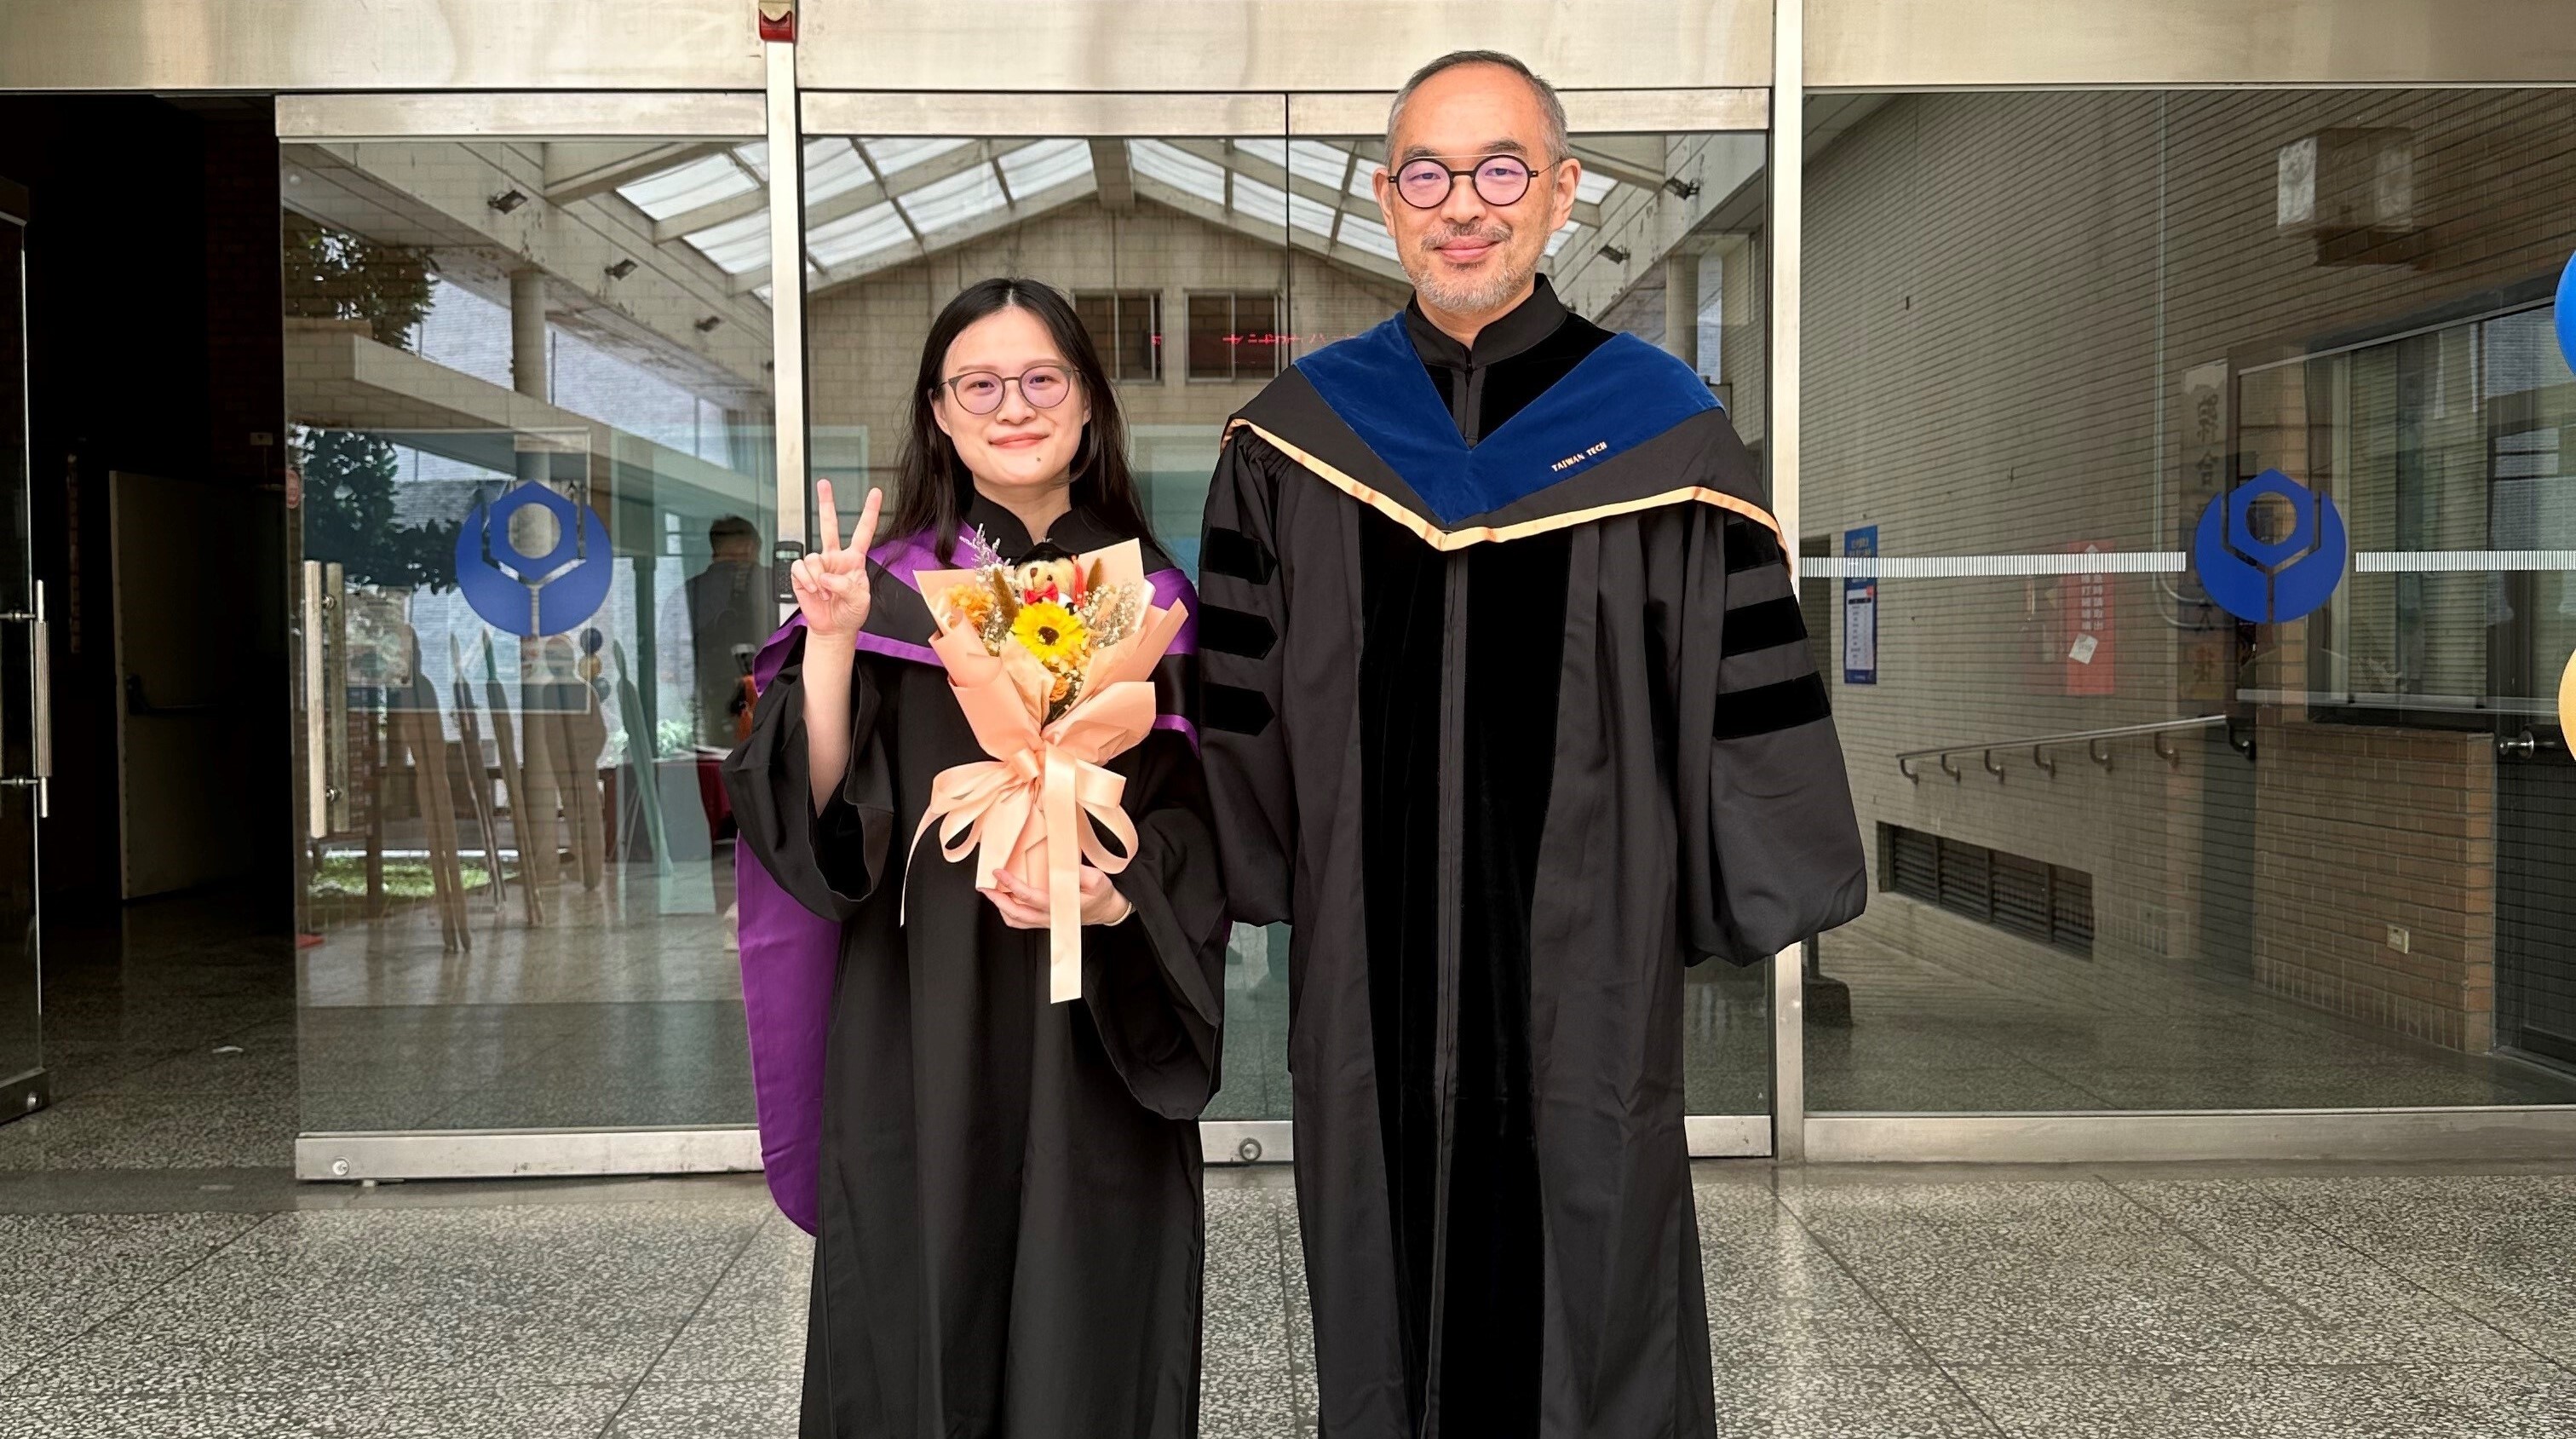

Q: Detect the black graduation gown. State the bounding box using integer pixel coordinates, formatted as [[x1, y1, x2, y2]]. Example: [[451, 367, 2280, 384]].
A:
[[724, 497, 1229, 1439], [1198, 280, 1868, 1439]]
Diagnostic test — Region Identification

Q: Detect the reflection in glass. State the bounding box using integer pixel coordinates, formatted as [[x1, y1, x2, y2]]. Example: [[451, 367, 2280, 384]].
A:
[[1801, 89, 2576, 1112], [286, 139, 776, 1133]]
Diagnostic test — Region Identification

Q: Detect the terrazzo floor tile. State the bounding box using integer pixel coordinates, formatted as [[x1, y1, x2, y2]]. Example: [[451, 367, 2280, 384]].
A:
[[2107, 1178, 2539, 1362], [603, 1380, 801, 1438], [1708, 1364, 2004, 1436], [1202, 1207, 1293, 1374], [639, 1215, 812, 1385], [5, 1204, 759, 1394], [2256, 1172, 2576, 1365], [3, 1382, 630, 1439], [1200, 1361, 1297, 1439], [1945, 1361, 2576, 1438], [0, 1211, 265, 1383], [1276, 1194, 1317, 1427], [1695, 1187, 1925, 1366], [1779, 1179, 2489, 1366]]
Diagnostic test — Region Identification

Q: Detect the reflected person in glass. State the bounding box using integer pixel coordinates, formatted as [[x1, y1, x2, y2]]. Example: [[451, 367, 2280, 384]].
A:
[[724, 277, 1227, 1438], [1198, 50, 1868, 1439]]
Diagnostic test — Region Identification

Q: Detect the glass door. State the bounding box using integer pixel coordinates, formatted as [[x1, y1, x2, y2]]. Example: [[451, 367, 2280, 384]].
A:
[[0, 174, 43, 1125], [275, 82, 1785, 1174], [1796, 86, 2576, 1160], [281, 97, 779, 1168]]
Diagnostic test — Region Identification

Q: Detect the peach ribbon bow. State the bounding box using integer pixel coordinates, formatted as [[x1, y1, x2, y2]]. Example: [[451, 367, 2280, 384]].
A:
[[903, 592, 1189, 1003]]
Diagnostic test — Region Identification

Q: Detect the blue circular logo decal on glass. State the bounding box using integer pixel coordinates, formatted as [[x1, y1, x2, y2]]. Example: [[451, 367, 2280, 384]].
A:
[[2557, 250, 2576, 376], [455, 483, 613, 637], [2191, 469, 2347, 625]]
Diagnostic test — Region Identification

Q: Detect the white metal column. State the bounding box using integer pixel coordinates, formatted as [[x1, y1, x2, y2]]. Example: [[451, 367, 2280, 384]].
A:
[[1767, 0, 1808, 1165], [762, 2, 813, 566]]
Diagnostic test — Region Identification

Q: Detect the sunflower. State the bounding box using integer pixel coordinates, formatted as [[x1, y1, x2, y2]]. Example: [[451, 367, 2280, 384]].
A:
[[1011, 600, 1089, 668]]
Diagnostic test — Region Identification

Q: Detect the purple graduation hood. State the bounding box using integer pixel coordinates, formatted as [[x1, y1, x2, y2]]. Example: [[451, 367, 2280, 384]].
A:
[[734, 544, 1199, 1234]]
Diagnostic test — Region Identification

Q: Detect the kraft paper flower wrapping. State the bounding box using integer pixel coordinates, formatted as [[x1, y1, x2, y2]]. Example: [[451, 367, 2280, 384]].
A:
[[904, 538, 1191, 1003]]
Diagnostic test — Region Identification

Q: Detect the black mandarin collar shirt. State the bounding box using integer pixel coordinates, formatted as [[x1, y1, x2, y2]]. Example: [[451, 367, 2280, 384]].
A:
[[1396, 275, 1609, 446]]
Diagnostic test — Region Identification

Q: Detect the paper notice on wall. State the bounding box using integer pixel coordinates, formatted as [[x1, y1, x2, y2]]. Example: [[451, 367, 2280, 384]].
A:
[[2062, 540, 2114, 695], [1843, 526, 1877, 685]]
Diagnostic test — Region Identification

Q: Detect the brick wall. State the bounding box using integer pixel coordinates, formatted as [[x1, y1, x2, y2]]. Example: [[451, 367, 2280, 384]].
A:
[[2252, 719, 2498, 1051]]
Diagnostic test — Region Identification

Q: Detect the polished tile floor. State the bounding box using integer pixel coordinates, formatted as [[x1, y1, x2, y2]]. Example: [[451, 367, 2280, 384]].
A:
[[13, 893, 2576, 1433], [12, 1161, 2576, 1435]]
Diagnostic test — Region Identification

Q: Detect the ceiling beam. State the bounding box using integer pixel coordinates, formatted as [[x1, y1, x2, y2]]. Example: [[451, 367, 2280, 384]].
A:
[[1328, 146, 1361, 245], [1090, 139, 1136, 213], [289, 139, 771, 395], [651, 173, 769, 241], [1551, 132, 1766, 325], [1567, 138, 1670, 191], [542, 140, 729, 204]]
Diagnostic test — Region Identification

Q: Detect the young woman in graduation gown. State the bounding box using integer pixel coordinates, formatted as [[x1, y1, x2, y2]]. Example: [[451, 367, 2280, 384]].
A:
[[724, 278, 1228, 1438]]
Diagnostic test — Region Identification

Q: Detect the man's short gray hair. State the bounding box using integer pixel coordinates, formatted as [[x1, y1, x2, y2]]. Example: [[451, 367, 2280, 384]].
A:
[[1384, 50, 1569, 164]]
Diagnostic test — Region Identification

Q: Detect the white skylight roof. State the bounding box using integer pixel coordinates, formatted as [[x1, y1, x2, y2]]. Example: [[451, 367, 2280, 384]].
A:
[[1288, 192, 1339, 238], [804, 141, 876, 205], [601, 130, 1673, 296], [1286, 141, 1360, 191], [900, 162, 1007, 233], [617, 153, 754, 220], [685, 210, 771, 273], [1230, 175, 1290, 223], [998, 140, 1092, 198], [863, 138, 975, 180], [1341, 214, 1400, 260], [806, 200, 911, 269], [1129, 141, 1228, 205]]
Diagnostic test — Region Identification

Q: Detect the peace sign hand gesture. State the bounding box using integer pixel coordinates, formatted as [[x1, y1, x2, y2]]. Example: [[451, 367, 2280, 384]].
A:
[[790, 480, 884, 642]]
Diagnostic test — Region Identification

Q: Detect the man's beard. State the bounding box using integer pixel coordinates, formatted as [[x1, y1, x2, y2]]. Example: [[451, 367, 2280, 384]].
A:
[[1405, 221, 1533, 316]]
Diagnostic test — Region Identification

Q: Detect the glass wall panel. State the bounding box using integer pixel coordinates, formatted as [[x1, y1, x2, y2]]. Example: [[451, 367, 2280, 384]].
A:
[[285, 135, 776, 1132], [0, 201, 35, 1108], [1297, 118, 1774, 1121], [799, 118, 1302, 1119], [1801, 89, 2576, 1111]]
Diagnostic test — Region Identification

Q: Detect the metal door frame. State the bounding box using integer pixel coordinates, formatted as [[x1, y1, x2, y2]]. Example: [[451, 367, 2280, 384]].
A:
[[0, 174, 46, 1126], [282, 89, 773, 1183]]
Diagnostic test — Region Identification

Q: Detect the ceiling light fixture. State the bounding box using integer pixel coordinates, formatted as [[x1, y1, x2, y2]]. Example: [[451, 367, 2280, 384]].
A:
[[694, 315, 724, 333], [1599, 244, 1630, 264], [1661, 177, 1702, 199], [604, 258, 639, 280], [487, 188, 528, 214]]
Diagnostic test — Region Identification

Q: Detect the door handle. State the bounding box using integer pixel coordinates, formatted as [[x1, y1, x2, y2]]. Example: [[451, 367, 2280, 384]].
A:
[[2498, 728, 2562, 762], [301, 561, 349, 838], [0, 581, 52, 816], [30, 580, 48, 817]]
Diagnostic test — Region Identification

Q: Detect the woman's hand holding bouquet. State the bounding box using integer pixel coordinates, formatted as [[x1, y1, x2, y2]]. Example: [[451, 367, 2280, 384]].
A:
[[906, 531, 1189, 1001]]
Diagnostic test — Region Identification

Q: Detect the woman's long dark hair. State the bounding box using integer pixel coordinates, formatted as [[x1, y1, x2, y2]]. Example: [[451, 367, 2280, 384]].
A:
[[888, 277, 1153, 561]]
